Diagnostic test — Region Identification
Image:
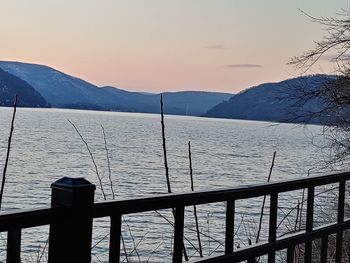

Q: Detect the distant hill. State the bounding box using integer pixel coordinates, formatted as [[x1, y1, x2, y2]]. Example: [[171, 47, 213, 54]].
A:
[[205, 75, 335, 124], [160, 91, 234, 116], [0, 68, 48, 107], [0, 61, 233, 116], [102, 87, 233, 115]]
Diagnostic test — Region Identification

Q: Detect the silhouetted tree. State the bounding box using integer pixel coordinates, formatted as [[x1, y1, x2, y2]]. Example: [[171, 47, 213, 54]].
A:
[[290, 8, 350, 165]]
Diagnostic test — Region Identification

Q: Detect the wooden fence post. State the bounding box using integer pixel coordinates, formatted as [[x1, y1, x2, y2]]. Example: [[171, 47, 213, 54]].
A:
[[48, 177, 95, 263]]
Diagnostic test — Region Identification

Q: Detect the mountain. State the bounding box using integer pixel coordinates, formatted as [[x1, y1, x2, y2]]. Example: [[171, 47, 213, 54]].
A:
[[102, 87, 233, 115], [0, 61, 233, 116], [160, 91, 234, 116], [0, 67, 48, 107], [0, 61, 115, 107], [205, 75, 334, 123]]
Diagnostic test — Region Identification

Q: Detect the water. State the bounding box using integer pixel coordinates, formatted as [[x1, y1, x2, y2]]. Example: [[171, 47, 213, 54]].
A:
[[0, 107, 337, 262]]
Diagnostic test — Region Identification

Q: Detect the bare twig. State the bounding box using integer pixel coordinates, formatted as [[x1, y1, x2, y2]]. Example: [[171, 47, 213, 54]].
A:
[[255, 151, 277, 244], [295, 200, 300, 232], [160, 94, 171, 194], [298, 168, 314, 233], [277, 185, 338, 234], [121, 232, 149, 262], [91, 232, 110, 250], [188, 141, 203, 257], [152, 210, 201, 255], [154, 210, 224, 247], [71, 123, 140, 261], [68, 120, 107, 200], [92, 254, 104, 263], [159, 95, 188, 261], [101, 125, 115, 200], [207, 212, 212, 254], [121, 232, 129, 263], [36, 238, 48, 263], [188, 141, 194, 192], [123, 216, 141, 262], [145, 239, 164, 263], [0, 95, 17, 210]]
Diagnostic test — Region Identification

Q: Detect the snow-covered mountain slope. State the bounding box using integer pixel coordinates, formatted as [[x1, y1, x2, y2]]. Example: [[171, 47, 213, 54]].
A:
[[0, 67, 48, 107], [0, 61, 111, 106]]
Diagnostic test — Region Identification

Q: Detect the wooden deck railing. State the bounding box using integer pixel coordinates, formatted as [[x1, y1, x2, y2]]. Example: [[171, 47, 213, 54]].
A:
[[0, 172, 350, 262]]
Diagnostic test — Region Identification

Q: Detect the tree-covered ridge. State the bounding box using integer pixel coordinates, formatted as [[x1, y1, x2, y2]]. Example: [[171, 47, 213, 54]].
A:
[[205, 75, 335, 124]]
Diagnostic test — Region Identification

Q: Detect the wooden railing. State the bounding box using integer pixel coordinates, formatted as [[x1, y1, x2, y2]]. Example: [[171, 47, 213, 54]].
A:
[[0, 172, 350, 262]]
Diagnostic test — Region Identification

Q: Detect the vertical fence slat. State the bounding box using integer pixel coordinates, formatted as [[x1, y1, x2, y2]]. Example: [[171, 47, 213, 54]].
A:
[[225, 199, 235, 255], [109, 214, 122, 263], [268, 192, 278, 263], [287, 245, 294, 263], [320, 235, 328, 263], [335, 180, 345, 263], [337, 181, 345, 223], [173, 205, 185, 263], [304, 186, 314, 262], [335, 232, 343, 263], [7, 229, 21, 263]]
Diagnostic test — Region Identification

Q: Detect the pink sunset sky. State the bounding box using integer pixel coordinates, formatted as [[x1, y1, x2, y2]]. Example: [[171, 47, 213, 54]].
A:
[[0, 0, 348, 93]]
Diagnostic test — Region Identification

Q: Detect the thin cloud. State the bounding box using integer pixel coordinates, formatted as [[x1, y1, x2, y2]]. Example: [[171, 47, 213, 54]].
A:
[[224, 64, 263, 68], [206, 45, 225, 50]]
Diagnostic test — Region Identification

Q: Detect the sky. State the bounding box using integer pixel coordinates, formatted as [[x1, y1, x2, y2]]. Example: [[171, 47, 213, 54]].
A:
[[0, 0, 349, 93]]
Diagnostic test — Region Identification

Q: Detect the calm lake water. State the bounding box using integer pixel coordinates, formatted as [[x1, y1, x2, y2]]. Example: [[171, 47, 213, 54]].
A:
[[0, 107, 341, 262]]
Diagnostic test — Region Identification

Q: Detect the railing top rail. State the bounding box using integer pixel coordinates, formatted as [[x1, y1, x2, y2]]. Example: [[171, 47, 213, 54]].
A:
[[0, 172, 348, 230], [93, 171, 350, 217], [0, 206, 63, 232]]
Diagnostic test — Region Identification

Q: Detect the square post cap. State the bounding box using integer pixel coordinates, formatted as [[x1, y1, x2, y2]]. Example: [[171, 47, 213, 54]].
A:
[[51, 177, 96, 191]]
